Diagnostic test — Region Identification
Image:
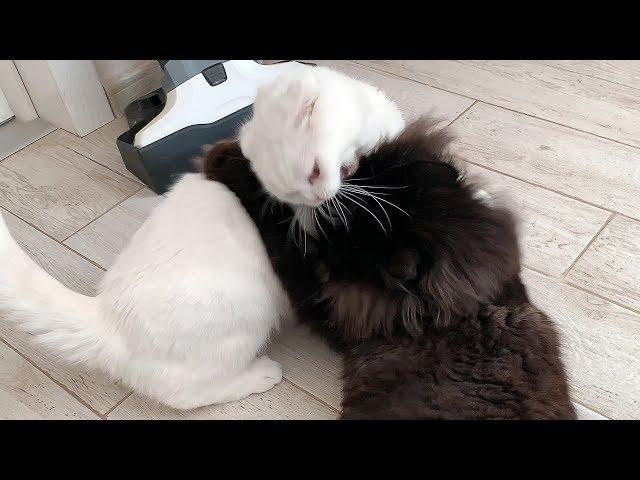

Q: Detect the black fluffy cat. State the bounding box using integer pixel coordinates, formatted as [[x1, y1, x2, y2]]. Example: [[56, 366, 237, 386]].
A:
[[202, 119, 576, 419]]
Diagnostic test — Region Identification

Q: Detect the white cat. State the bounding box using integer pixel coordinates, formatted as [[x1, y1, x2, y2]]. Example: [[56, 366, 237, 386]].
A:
[[239, 65, 406, 208], [0, 173, 291, 410]]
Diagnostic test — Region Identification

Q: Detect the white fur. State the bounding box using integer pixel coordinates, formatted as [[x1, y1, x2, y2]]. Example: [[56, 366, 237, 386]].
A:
[[239, 65, 405, 207], [0, 174, 292, 410]]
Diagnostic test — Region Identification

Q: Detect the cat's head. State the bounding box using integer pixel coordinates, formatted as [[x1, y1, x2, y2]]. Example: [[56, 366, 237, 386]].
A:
[[239, 65, 402, 208], [302, 118, 523, 338]]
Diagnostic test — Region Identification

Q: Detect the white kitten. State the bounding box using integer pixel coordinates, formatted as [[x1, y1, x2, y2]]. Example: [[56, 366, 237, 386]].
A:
[[239, 65, 405, 208], [0, 173, 291, 410]]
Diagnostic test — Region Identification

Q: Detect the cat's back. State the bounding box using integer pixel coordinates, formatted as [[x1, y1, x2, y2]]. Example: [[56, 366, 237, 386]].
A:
[[341, 302, 576, 420], [100, 173, 281, 302]]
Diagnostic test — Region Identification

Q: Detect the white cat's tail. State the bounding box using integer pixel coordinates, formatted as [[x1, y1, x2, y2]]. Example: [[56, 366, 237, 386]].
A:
[[0, 212, 123, 372]]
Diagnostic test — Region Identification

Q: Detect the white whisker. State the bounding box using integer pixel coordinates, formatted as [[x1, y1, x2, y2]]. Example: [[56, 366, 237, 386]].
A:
[[340, 190, 388, 235], [344, 182, 409, 190], [314, 209, 330, 241], [365, 192, 412, 218], [334, 194, 350, 229], [347, 185, 392, 229], [344, 185, 412, 219], [331, 196, 347, 229]]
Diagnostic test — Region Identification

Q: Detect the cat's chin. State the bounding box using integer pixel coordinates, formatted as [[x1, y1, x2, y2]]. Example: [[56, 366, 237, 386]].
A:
[[283, 191, 336, 208]]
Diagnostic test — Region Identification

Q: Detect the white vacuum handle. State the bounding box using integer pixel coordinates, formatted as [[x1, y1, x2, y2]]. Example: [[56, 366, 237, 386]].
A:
[[133, 60, 305, 149]]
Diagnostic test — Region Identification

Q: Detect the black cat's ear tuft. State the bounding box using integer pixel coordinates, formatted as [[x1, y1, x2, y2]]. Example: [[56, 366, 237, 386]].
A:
[[200, 140, 244, 177]]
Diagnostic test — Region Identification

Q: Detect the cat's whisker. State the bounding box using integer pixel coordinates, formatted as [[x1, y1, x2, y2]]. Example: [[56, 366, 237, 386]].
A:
[[341, 185, 392, 197], [334, 195, 350, 229], [260, 196, 274, 220], [347, 185, 392, 229], [344, 184, 412, 219], [331, 196, 348, 229], [318, 202, 333, 224], [340, 190, 388, 235], [322, 189, 334, 219], [296, 287, 322, 308], [362, 191, 412, 219], [303, 226, 307, 257], [314, 209, 330, 241], [344, 182, 409, 190], [278, 215, 294, 225]]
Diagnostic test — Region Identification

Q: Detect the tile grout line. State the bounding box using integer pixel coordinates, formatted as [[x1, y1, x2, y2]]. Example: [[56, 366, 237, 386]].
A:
[[474, 100, 640, 152], [563, 279, 640, 317], [561, 213, 616, 278], [0, 336, 105, 419], [456, 159, 636, 219], [61, 185, 145, 243], [352, 61, 640, 152], [282, 378, 341, 414], [351, 60, 640, 221], [103, 390, 134, 418], [62, 142, 146, 187], [574, 401, 611, 420], [0, 206, 107, 272], [523, 264, 640, 317], [348, 60, 479, 99], [522, 264, 561, 279], [0, 122, 144, 187], [533, 61, 640, 93], [446, 100, 478, 127], [0, 128, 59, 165]]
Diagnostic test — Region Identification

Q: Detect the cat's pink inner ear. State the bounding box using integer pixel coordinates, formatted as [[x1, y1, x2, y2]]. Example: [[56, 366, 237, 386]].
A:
[[294, 97, 317, 129]]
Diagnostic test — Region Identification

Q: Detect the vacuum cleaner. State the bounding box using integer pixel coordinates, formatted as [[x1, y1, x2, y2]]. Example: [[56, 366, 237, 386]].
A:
[[117, 60, 307, 194]]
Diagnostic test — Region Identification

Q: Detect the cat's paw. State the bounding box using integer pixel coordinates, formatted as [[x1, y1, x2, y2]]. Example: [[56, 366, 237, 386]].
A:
[[250, 356, 283, 394]]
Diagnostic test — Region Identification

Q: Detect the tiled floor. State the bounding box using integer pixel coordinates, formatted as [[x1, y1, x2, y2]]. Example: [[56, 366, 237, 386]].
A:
[[1, 60, 638, 420]]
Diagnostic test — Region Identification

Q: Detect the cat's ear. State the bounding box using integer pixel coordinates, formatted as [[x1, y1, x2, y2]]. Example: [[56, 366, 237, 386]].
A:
[[287, 79, 318, 129], [200, 139, 245, 178]]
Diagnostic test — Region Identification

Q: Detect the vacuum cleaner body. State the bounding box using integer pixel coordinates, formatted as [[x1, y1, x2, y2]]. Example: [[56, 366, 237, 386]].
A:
[[117, 60, 305, 194]]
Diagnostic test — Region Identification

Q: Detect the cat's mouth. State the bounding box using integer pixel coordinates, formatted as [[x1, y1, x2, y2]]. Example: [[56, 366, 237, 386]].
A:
[[340, 163, 357, 180]]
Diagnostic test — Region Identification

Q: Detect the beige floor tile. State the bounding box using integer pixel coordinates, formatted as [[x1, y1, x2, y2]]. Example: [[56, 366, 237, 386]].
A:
[[0, 340, 97, 419], [566, 215, 640, 312], [0, 133, 141, 240], [450, 103, 640, 219], [357, 60, 640, 147], [268, 324, 343, 410], [536, 61, 640, 90], [49, 118, 139, 181], [523, 268, 640, 419], [574, 403, 609, 420], [463, 164, 611, 277]]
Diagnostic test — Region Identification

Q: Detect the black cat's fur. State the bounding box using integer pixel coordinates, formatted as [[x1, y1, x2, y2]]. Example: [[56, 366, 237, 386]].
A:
[[201, 118, 576, 419]]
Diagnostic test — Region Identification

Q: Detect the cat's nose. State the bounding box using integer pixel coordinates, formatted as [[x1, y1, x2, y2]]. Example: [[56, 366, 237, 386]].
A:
[[308, 162, 320, 184]]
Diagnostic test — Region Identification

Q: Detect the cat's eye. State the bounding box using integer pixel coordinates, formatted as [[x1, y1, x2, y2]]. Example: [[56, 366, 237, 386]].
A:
[[308, 162, 320, 184]]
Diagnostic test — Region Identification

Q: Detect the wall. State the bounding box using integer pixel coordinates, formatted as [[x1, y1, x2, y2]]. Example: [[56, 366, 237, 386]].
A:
[[14, 60, 113, 136], [0, 61, 37, 122], [93, 60, 163, 117]]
